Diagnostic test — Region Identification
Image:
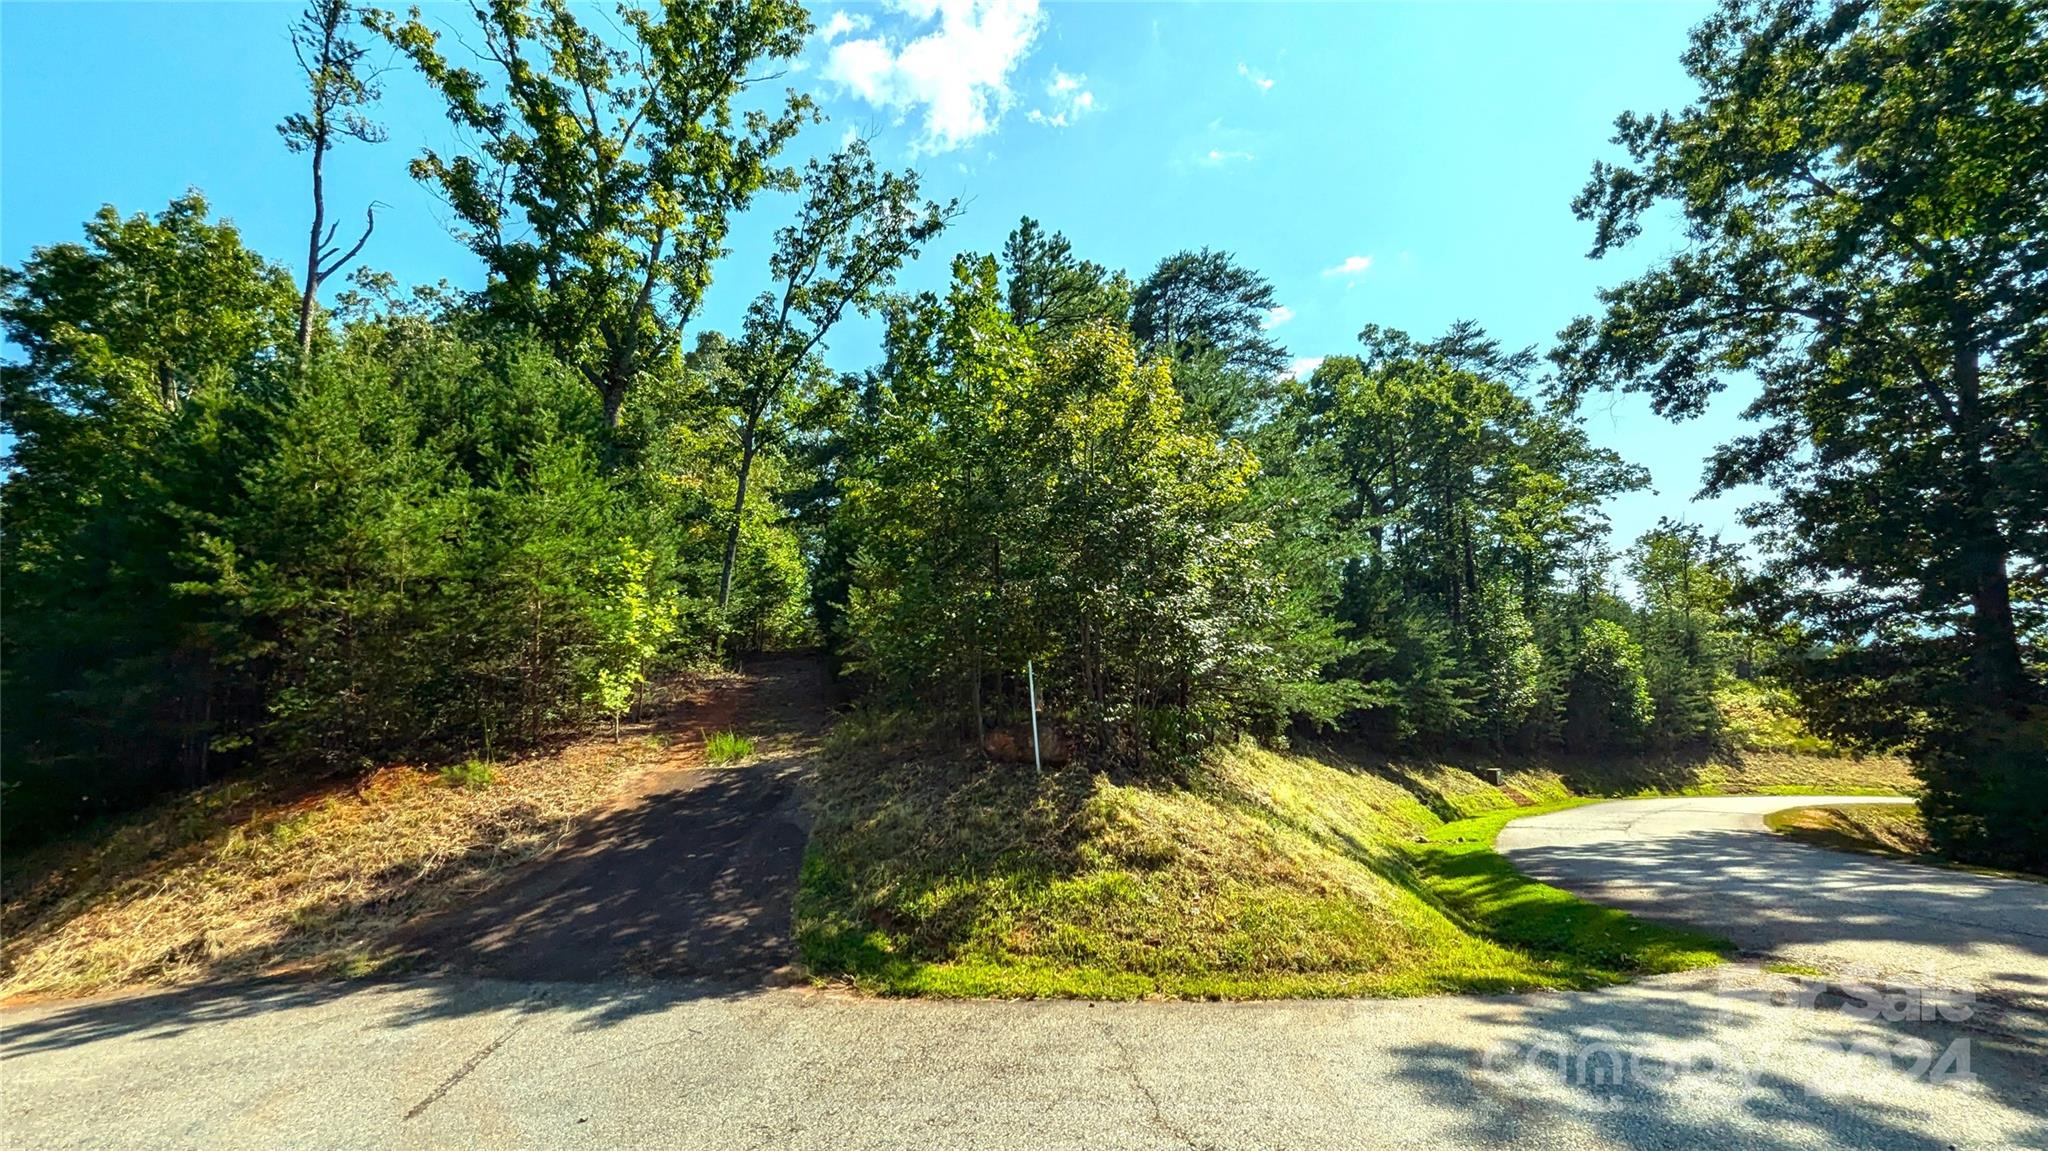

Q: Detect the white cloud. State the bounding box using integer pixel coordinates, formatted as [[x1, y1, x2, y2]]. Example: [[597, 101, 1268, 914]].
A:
[[822, 0, 1045, 154], [1262, 305, 1295, 329], [821, 10, 871, 41], [1237, 62, 1274, 91], [1289, 356, 1325, 380], [1199, 148, 1255, 166], [1321, 255, 1373, 279], [1027, 67, 1094, 128]]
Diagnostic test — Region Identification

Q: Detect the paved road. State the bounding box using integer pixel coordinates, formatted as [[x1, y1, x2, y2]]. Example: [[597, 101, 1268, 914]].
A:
[[6, 794, 2045, 1149], [3, 967, 2043, 1150], [1498, 796, 2048, 1016]]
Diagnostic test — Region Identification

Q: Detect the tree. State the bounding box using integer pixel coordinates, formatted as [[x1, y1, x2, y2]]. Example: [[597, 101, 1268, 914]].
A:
[[1627, 519, 1742, 745], [1564, 619, 1654, 752], [713, 139, 953, 616], [0, 195, 298, 419], [1, 197, 299, 838], [999, 216, 1130, 337], [1131, 249, 1289, 377], [835, 259, 1312, 769], [279, 0, 386, 358], [384, 0, 812, 425], [1554, 0, 2046, 865], [1278, 325, 1644, 741], [1131, 249, 1292, 435]]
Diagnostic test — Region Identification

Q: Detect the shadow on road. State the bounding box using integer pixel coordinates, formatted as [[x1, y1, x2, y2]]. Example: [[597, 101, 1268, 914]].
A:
[[1382, 972, 2048, 1150], [1507, 829, 2048, 987]]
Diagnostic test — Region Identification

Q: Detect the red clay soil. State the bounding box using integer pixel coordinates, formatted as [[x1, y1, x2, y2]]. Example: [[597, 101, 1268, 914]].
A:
[[397, 653, 834, 984]]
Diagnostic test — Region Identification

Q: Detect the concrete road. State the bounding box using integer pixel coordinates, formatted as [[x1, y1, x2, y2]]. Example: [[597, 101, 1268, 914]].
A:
[[7, 793, 2046, 1150], [1497, 796, 2048, 1015], [3, 967, 2043, 1150]]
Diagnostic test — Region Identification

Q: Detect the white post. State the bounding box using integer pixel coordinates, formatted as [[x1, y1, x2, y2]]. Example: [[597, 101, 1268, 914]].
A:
[[1026, 659, 1043, 775]]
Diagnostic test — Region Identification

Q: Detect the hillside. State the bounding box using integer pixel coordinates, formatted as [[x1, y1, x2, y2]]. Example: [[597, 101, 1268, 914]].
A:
[[795, 735, 1912, 999], [0, 672, 743, 1001]]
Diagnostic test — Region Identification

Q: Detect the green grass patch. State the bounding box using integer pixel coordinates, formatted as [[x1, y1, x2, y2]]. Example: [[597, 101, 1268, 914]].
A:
[[1406, 804, 1730, 974], [797, 740, 1733, 1000], [704, 730, 754, 764], [438, 759, 497, 790]]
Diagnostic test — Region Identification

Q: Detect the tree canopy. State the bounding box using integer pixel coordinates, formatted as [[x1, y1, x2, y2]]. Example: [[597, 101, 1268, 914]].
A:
[[5, 0, 2036, 872], [1555, 0, 2046, 865]]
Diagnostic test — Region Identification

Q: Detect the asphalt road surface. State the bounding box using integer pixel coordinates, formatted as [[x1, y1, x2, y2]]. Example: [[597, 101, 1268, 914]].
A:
[[1498, 796, 2048, 1016], [5, 794, 2045, 1150]]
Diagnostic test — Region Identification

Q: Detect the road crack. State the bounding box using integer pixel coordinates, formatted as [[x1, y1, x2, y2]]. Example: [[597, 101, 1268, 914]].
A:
[[404, 1016, 529, 1121], [1098, 1018, 1216, 1151]]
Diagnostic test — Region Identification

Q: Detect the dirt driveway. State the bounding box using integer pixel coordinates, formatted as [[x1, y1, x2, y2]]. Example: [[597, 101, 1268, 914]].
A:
[[399, 654, 831, 983]]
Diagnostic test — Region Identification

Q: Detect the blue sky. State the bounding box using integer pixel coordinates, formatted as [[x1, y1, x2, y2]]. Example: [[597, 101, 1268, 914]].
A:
[[1, 1, 1761, 553]]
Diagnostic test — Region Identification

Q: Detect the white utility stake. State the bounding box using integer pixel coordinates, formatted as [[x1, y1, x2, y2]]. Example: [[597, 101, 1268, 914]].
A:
[[1026, 659, 1043, 775]]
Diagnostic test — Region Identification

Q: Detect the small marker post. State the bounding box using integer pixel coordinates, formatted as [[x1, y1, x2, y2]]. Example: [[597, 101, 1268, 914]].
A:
[[1026, 659, 1043, 775]]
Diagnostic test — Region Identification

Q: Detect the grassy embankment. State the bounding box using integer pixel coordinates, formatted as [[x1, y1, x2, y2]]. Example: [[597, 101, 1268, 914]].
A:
[[1, 664, 1918, 1003], [1762, 803, 2044, 884], [0, 674, 739, 1002], [797, 729, 1915, 1000], [1764, 803, 1931, 859]]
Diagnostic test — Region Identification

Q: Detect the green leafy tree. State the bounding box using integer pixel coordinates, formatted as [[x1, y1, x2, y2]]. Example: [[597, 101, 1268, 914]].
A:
[[1281, 324, 1645, 742], [1554, 0, 2046, 865], [1131, 248, 1289, 377], [1564, 619, 1655, 752], [1, 197, 299, 837], [1627, 519, 1742, 746], [383, 0, 813, 425], [835, 259, 1316, 769], [1132, 249, 1290, 435], [713, 139, 953, 616]]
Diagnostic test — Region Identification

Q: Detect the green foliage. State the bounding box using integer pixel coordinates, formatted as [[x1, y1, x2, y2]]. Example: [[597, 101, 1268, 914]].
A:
[[1131, 248, 1289, 380], [1273, 323, 1647, 747], [1556, 0, 2047, 867], [1626, 519, 1742, 747], [999, 217, 1132, 339], [439, 760, 498, 790], [1, 196, 300, 838], [711, 138, 954, 620], [703, 731, 754, 764], [1563, 620, 1654, 752], [2, 202, 695, 842], [380, 0, 814, 424], [829, 258, 1325, 771], [1914, 709, 2048, 873], [7, 0, 2026, 888]]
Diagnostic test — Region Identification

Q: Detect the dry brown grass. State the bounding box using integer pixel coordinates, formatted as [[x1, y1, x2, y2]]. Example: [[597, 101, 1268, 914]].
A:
[[1765, 803, 1932, 858], [1499, 748, 1918, 802], [0, 673, 738, 1002]]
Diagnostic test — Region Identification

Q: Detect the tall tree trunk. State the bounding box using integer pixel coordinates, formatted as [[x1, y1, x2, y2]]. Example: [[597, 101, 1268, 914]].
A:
[[1951, 330, 2034, 707], [717, 407, 763, 613], [297, 133, 327, 359]]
